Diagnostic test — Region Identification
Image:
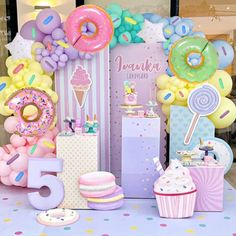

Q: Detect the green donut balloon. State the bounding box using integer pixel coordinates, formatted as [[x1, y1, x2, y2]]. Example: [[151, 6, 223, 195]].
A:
[[169, 37, 218, 83]]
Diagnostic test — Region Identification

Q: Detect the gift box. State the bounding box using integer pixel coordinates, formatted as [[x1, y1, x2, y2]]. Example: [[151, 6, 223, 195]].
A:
[[122, 117, 160, 198], [57, 134, 99, 209], [55, 49, 110, 171], [188, 165, 224, 211]]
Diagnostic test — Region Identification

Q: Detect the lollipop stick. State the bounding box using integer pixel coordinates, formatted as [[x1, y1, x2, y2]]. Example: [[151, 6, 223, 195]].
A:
[[184, 113, 200, 145]]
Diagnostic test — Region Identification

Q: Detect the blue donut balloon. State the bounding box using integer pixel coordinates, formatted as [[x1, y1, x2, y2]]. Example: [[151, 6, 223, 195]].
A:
[[212, 40, 234, 69]]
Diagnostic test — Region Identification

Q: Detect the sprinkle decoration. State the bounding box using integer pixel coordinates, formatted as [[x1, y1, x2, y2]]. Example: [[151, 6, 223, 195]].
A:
[[56, 40, 69, 48], [164, 93, 171, 100], [218, 78, 224, 89], [222, 46, 227, 56], [7, 153, 20, 165], [0, 83, 6, 91], [3, 145, 10, 154], [31, 27, 36, 39], [28, 74, 36, 85], [125, 17, 137, 25], [43, 141, 55, 149], [122, 34, 129, 42], [47, 42, 52, 51], [43, 15, 53, 25], [179, 91, 184, 97], [15, 171, 24, 182], [220, 110, 230, 119], [30, 144, 37, 154], [13, 64, 24, 74]]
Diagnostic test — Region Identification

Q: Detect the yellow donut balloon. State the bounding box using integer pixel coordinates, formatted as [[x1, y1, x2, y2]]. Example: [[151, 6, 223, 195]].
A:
[[157, 90, 175, 104], [208, 97, 236, 129], [208, 70, 232, 97]]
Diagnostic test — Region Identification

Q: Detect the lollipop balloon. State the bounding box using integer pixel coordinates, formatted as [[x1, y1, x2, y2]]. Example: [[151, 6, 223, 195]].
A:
[[184, 84, 220, 145]]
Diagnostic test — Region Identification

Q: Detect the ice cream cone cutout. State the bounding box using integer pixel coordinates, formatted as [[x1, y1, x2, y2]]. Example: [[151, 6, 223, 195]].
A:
[[71, 66, 92, 108]]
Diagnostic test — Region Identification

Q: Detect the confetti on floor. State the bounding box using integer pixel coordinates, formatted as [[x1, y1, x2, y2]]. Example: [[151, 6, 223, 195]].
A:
[[0, 181, 236, 236]]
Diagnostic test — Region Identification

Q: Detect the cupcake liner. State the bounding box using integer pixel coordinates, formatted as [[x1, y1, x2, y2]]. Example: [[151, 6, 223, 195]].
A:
[[155, 189, 197, 218]]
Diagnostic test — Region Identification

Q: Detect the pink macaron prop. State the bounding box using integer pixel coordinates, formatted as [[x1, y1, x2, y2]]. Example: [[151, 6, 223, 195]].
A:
[[87, 185, 124, 210], [79, 171, 116, 198]]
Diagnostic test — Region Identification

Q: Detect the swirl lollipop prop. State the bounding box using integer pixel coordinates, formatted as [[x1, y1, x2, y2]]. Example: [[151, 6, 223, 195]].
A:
[[184, 84, 220, 145]]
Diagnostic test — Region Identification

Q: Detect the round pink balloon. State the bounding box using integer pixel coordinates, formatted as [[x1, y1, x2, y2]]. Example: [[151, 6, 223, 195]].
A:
[[51, 127, 59, 137], [1, 176, 12, 186], [44, 153, 56, 158], [38, 138, 55, 153], [10, 134, 27, 148], [0, 161, 11, 176], [9, 171, 27, 187], [16, 146, 28, 155], [9, 154, 28, 172], [26, 137, 38, 145], [4, 116, 18, 134], [0, 147, 5, 160], [3, 154, 11, 161], [43, 130, 54, 139], [27, 145, 45, 157]]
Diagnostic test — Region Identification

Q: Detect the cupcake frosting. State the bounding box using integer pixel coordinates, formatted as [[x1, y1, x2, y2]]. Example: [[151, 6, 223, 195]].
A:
[[154, 159, 196, 194]]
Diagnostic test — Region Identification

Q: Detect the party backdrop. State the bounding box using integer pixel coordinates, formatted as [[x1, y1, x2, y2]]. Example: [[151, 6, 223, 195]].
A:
[[55, 48, 110, 171], [110, 43, 168, 182]]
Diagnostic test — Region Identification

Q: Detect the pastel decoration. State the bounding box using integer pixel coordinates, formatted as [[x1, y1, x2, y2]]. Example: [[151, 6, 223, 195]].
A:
[[56, 40, 69, 48], [154, 159, 197, 218], [175, 22, 190, 36], [208, 97, 236, 129], [65, 5, 113, 52], [57, 134, 99, 209], [184, 85, 220, 145], [170, 16, 182, 26], [87, 185, 124, 210], [170, 106, 215, 160], [137, 20, 166, 43], [169, 37, 218, 83], [4, 116, 18, 133], [5, 33, 34, 60], [212, 40, 234, 69], [208, 70, 232, 96], [10, 134, 26, 147], [10, 170, 27, 186], [70, 65, 92, 108], [156, 90, 175, 104], [37, 209, 79, 226], [79, 171, 116, 198], [5, 88, 55, 137], [106, 3, 123, 16], [0, 161, 11, 176], [36, 9, 61, 34], [118, 32, 132, 45], [163, 24, 174, 38], [27, 158, 64, 210], [187, 165, 224, 211], [190, 137, 233, 174], [20, 20, 45, 42]]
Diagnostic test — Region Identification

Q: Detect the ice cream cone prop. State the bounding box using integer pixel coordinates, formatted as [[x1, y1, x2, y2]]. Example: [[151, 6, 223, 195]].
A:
[[71, 66, 92, 108]]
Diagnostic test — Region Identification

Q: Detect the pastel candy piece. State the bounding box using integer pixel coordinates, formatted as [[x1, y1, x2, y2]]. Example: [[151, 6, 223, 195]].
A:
[[163, 25, 175, 38], [88, 185, 124, 210], [118, 32, 131, 45], [170, 16, 181, 26], [175, 22, 190, 36], [79, 171, 116, 198], [110, 13, 121, 28], [40, 57, 57, 73]]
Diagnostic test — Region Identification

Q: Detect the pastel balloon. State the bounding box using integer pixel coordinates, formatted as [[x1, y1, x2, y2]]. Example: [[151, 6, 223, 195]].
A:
[[161, 104, 171, 117], [9, 171, 27, 187], [156, 74, 169, 89], [16, 146, 28, 154], [26, 137, 38, 145], [10, 134, 26, 148], [0, 161, 11, 176], [175, 22, 190, 36], [4, 116, 18, 133], [106, 3, 123, 16], [212, 40, 234, 69], [163, 25, 174, 38], [9, 154, 28, 171], [1, 176, 12, 186], [38, 138, 55, 153], [36, 9, 61, 34], [175, 88, 189, 101], [44, 153, 56, 158], [157, 90, 175, 104], [27, 145, 45, 157], [208, 97, 236, 129], [20, 20, 45, 42], [208, 70, 232, 96]]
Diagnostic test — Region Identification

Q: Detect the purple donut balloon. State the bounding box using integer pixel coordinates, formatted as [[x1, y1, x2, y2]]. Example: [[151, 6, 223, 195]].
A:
[[20, 20, 45, 42], [36, 9, 61, 34]]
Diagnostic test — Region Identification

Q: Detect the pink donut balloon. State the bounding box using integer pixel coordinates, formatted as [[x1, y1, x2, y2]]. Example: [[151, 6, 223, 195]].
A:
[[5, 88, 55, 137], [65, 5, 113, 52]]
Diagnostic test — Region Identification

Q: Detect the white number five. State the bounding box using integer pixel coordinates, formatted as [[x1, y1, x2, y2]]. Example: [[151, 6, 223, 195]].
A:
[[27, 158, 64, 210]]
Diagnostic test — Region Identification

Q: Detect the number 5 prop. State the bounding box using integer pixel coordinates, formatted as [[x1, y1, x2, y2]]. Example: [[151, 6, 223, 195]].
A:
[[27, 158, 64, 210]]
